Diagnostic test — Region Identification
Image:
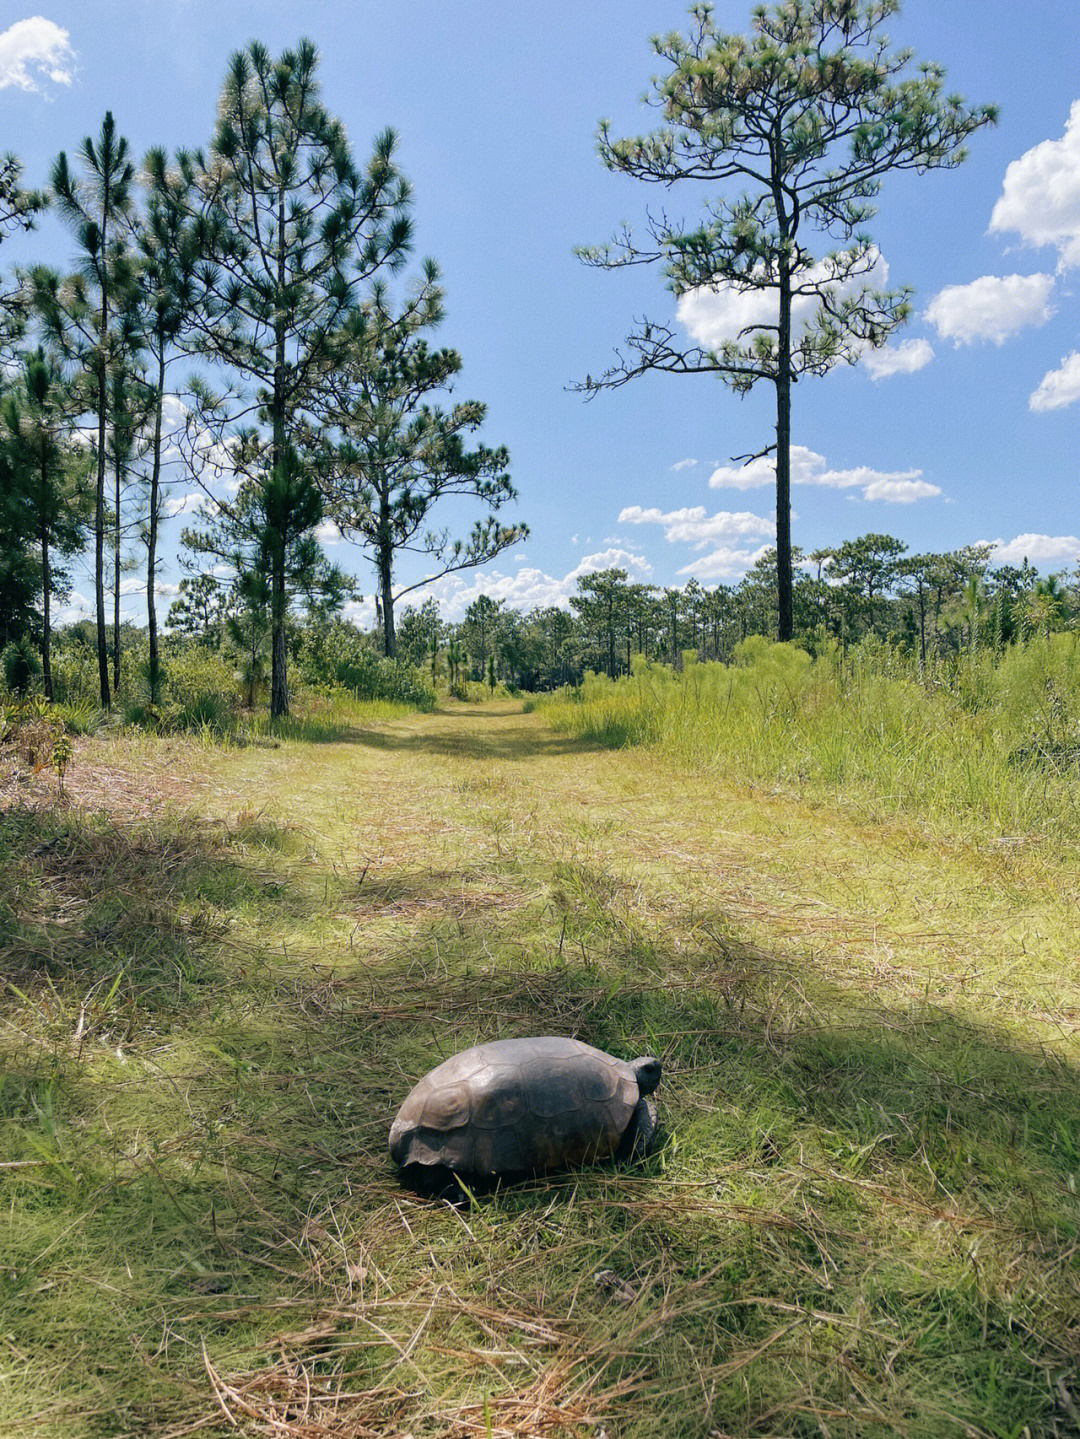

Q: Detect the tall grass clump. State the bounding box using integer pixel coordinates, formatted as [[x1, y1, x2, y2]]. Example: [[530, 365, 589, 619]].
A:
[[536, 634, 1080, 845]]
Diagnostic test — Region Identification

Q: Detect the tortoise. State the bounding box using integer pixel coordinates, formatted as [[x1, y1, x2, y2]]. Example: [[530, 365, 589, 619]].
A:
[[389, 1036, 662, 1187]]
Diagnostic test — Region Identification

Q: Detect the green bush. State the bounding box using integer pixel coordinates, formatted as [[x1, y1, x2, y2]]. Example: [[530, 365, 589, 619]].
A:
[[159, 646, 239, 733], [295, 622, 435, 710]]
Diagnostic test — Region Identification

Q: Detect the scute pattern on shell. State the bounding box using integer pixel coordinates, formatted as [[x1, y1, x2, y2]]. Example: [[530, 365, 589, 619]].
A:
[[389, 1036, 642, 1178]]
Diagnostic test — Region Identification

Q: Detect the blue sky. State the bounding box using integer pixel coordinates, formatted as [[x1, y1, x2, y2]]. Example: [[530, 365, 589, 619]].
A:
[[3, 0, 1080, 623]]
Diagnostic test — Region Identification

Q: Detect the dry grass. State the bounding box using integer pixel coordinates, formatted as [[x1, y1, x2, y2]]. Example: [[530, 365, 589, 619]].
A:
[[2, 698, 1080, 1437]]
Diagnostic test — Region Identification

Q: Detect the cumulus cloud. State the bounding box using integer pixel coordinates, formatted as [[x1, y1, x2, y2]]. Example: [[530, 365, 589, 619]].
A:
[[0, 17, 75, 92], [315, 518, 343, 544], [678, 248, 889, 350], [407, 547, 654, 622], [991, 100, 1080, 271], [162, 490, 212, 519], [670, 458, 698, 472], [925, 273, 1055, 346], [620, 504, 773, 548], [676, 545, 770, 580], [862, 337, 935, 380], [982, 533, 1080, 568], [707, 445, 939, 503], [860, 476, 941, 503], [54, 590, 92, 624], [1030, 351, 1080, 412]]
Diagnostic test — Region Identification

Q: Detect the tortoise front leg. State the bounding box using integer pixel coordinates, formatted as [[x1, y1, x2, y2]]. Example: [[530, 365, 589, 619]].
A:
[[618, 1095, 658, 1161]]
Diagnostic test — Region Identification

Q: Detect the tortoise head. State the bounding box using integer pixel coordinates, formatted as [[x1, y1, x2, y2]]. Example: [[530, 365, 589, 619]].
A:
[[631, 1055, 662, 1095]]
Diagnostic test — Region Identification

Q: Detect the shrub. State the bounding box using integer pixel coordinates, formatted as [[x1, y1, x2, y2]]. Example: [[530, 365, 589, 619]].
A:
[[160, 646, 239, 733], [295, 622, 435, 710]]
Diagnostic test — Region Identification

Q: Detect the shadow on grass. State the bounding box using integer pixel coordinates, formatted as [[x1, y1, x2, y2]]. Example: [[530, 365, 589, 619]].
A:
[[2, 800, 1079, 1437], [244, 703, 615, 760]]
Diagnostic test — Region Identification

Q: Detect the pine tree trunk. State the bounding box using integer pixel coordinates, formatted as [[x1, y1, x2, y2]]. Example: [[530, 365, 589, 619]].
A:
[[40, 440, 52, 701], [270, 551, 288, 718], [381, 561, 395, 658], [775, 255, 794, 644], [379, 482, 395, 658], [269, 188, 290, 719], [147, 352, 164, 705], [95, 190, 111, 708], [113, 441, 122, 694], [95, 396, 109, 707], [40, 523, 52, 702]]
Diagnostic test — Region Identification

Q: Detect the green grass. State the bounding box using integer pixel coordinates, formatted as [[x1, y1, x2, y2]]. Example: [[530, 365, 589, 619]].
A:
[[535, 635, 1080, 850], [1, 697, 1079, 1436]]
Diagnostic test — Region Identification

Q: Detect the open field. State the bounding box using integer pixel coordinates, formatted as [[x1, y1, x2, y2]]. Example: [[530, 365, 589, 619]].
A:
[[3, 698, 1080, 1437]]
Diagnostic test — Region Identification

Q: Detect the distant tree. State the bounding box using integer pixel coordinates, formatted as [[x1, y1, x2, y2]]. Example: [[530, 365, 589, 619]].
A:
[[0, 348, 92, 696], [579, 0, 995, 640], [829, 532, 906, 638], [179, 469, 353, 656], [524, 605, 577, 688], [320, 262, 524, 657], [224, 569, 271, 708], [106, 353, 150, 694], [396, 596, 442, 669], [167, 573, 225, 643], [34, 112, 137, 706], [462, 593, 503, 678], [571, 568, 630, 679], [446, 636, 464, 693], [174, 38, 413, 714], [661, 586, 682, 666], [134, 151, 200, 703], [1026, 574, 1068, 640], [896, 553, 944, 672]]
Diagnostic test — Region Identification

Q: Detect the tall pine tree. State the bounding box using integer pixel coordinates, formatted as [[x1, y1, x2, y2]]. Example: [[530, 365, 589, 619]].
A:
[[172, 39, 412, 715]]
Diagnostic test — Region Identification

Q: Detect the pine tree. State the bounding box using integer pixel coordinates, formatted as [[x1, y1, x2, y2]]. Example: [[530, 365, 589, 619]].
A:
[[173, 39, 412, 715], [33, 113, 137, 705], [320, 261, 524, 657], [0, 348, 92, 689], [134, 152, 200, 703], [579, 0, 995, 640]]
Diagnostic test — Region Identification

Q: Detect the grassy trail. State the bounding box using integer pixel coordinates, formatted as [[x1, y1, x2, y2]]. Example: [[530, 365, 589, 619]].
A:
[[3, 700, 1079, 1437]]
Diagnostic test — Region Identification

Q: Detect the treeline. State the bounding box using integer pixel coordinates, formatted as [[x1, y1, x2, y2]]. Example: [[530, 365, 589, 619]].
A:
[[304, 535, 1077, 694], [0, 40, 523, 717]]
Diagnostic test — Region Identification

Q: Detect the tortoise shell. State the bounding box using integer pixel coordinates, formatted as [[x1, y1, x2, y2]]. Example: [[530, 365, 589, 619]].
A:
[[389, 1036, 660, 1178]]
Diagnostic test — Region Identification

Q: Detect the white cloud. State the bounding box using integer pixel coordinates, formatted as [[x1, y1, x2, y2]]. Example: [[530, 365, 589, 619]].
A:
[[54, 590, 92, 625], [671, 458, 698, 472], [0, 17, 74, 92], [925, 273, 1055, 346], [860, 476, 941, 503], [990, 100, 1080, 271], [315, 518, 343, 544], [982, 534, 1080, 568], [678, 248, 889, 349], [1030, 351, 1080, 412], [862, 337, 935, 380], [677, 545, 770, 581], [707, 454, 778, 491], [620, 504, 773, 547], [407, 547, 654, 622], [707, 444, 939, 503], [162, 490, 211, 519]]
